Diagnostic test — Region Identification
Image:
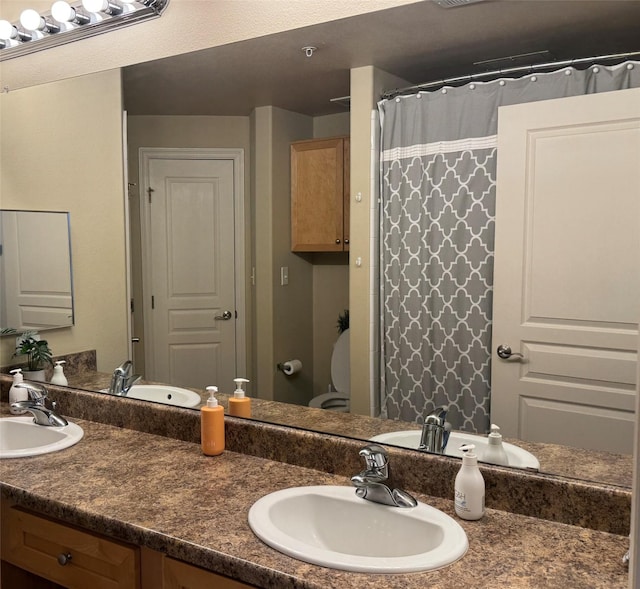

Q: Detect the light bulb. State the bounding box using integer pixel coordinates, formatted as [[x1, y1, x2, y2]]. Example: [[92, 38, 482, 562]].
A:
[[82, 0, 123, 15], [0, 19, 18, 39], [51, 1, 75, 22], [82, 0, 109, 12], [20, 9, 45, 31]]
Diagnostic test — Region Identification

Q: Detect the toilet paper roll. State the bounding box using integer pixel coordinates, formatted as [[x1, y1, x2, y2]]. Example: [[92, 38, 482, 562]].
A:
[[282, 359, 302, 376]]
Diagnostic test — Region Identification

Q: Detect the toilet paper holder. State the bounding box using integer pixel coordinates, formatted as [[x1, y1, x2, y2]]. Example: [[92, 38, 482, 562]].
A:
[[277, 359, 302, 376]]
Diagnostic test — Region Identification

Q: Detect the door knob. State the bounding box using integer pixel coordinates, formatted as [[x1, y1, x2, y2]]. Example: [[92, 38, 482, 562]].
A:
[[214, 310, 233, 320], [497, 344, 524, 360]]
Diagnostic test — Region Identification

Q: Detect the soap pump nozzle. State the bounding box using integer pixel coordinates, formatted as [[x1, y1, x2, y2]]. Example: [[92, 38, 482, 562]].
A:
[[233, 378, 249, 398], [460, 444, 477, 464], [206, 386, 219, 407]]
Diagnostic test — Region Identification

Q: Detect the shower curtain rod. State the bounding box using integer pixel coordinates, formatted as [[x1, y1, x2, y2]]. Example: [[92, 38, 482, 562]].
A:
[[382, 50, 640, 99]]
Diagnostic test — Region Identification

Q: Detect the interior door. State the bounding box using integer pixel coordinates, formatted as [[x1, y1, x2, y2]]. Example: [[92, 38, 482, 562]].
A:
[[1, 211, 73, 331], [491, 88, 640, 454], [143, 155, 237, 390]]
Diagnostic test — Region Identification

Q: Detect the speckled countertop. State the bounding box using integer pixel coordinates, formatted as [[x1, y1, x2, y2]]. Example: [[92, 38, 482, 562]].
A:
[[0, 418, 630, 589]]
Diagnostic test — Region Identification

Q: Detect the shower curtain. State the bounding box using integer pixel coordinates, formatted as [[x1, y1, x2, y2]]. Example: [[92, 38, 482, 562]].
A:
[[378, 61, 640, 433]]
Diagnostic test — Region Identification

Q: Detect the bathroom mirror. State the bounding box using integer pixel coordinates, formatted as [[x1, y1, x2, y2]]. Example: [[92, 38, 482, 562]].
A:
[[0, 210, 74, 335], [2, 1, 638, 489]]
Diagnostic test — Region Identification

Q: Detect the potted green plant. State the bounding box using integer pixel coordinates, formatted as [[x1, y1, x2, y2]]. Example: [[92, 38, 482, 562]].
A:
[[13, 331, 53, 381]]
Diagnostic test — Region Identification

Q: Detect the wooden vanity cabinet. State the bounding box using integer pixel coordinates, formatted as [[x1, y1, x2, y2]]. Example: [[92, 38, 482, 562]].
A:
[[1, 503, 255, 589], [1, 503, 140, 589], [291, 136, 350, 252]]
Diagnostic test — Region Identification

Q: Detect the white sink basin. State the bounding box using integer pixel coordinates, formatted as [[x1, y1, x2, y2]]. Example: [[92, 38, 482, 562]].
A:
[[370, 430, 540, 470], [0, 416, 84, 459], [126, 385, 201, 408], [248, 485, 467, 573]]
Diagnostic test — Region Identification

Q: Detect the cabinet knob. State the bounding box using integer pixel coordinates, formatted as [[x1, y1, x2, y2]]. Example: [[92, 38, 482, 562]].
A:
[[344, 238, 349, 244], [57, 553, 72, 566], [335, 239, 341, 244]]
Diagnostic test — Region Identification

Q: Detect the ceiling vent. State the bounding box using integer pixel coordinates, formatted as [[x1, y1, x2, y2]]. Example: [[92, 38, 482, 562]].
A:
[[432, 0, 487, 7]]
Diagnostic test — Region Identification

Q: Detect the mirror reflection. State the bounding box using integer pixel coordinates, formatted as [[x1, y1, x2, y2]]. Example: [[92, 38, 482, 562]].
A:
[[1, 1, 638, 490], [0, 210, 74, 334]]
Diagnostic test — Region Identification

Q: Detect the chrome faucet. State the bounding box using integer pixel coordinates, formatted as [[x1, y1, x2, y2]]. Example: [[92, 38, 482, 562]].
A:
[[419, 405, 451, 454], [10, 382, 68, 427], [351, 444, 417, 508], [108, 360, 141, 396]]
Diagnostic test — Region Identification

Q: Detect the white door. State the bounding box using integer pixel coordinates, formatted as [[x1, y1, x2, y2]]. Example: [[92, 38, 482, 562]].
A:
[[1, 211, 73, 331], [141, 150, 243, 390], [491, 88, 640, 454]]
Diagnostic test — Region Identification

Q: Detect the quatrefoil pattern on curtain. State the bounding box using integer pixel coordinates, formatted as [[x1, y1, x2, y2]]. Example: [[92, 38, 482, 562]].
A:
[[380, 147, 496, 433]]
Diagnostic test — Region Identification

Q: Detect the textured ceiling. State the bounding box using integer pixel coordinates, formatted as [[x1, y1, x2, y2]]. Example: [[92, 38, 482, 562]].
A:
[[123, 1, 640, 117]]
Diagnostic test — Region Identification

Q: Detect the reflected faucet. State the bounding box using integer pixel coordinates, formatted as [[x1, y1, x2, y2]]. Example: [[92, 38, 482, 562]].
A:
[[10, 382, 68, 427], [351, 444, 417, 508], [419, 406, 451, 454], [108, 360, 141, 396]]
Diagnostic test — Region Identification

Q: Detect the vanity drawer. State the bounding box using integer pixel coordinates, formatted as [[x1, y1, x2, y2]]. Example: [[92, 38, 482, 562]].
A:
[[1, 505, 140, 589]]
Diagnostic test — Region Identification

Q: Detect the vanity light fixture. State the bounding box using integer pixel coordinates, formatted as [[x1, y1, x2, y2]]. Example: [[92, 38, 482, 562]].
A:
[[0, 0, 169, 61]]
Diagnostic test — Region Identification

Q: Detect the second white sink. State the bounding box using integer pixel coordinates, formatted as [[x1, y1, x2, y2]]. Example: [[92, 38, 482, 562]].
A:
[[126, 385, 201, 408], [248, 485, 467, 573], [370, 430, 540, 470]]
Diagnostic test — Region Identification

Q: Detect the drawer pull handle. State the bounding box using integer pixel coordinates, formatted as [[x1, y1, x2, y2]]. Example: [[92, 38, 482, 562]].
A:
[[57, 553, 72, 566]]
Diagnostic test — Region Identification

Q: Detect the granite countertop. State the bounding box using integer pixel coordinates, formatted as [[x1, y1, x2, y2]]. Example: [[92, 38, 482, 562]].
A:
[[0, 417, 630, 589]]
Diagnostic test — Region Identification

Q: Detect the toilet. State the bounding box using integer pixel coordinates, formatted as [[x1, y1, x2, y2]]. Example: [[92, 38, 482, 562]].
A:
[[309, 329, 350, 412]]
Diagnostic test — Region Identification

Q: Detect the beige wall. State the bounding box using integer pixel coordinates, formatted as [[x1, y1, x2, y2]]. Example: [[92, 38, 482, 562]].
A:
[[126, 115, 252, 379], [311, 113, 351, 397], [0, 70, 128, 372], [349, 66, 410, 416]]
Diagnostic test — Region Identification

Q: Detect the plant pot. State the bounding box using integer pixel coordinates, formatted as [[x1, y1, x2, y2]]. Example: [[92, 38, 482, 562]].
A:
[[23, 369, 46, 382]]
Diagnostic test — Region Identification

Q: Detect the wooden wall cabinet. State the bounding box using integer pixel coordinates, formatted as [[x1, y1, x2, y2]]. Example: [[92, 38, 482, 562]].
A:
[[291, 136, 350, 252]]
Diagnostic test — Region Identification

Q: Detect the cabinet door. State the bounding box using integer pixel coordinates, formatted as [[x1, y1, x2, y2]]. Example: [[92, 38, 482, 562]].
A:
[[1, 505, 140, 589], [163, 557, 256, 589], [291, 137, 346, 252]]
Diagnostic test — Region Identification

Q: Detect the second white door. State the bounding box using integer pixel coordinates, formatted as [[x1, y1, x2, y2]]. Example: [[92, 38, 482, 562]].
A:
[[142, 152, 239, 390], [491, 88, 640, 454]]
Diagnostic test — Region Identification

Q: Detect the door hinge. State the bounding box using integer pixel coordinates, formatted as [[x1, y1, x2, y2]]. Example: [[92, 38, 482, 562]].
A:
[[130, 298, 134, 313], [148, 187, 155, 203], [151, 295, 155, 309]]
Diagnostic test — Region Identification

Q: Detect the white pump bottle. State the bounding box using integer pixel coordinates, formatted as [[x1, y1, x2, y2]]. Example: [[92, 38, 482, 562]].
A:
[[482, 424, 509, 466], [50, 360, 68, 386], [9, 368, 27, 412], [454, 444, 485, 520]]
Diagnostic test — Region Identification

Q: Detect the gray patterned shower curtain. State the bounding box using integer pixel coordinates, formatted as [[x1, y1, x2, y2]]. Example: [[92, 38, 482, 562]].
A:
[[378, 61, 640, 433]]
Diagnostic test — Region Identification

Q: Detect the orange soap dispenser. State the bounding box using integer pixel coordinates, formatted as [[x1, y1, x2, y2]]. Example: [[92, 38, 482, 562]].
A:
[[201, 386, 225, 456], [228, 378, 251, 418]]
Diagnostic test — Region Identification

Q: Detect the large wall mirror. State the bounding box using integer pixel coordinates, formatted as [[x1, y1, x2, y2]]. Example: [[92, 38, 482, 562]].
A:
[[0, 210, 74, 335], [2, 1, 639, 490]]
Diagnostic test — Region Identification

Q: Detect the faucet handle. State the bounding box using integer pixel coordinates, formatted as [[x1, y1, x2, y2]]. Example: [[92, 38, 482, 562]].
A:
[[359, 444, 389, 478], [425, 405, 449, 425], [16, 382, 47, 403]]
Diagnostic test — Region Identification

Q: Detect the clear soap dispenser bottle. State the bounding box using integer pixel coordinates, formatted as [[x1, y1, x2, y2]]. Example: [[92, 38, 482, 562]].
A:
[[228, 378, 251, 418], [201, 386, 225, 456], [50, 360, 68, 386], [482, 424, 509, 466], [454, 444, 485, 521], [9, 368, 27, 413]]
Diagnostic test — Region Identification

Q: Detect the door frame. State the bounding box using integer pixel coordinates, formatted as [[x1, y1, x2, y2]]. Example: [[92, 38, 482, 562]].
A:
[[138, 147, 246, 381]]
